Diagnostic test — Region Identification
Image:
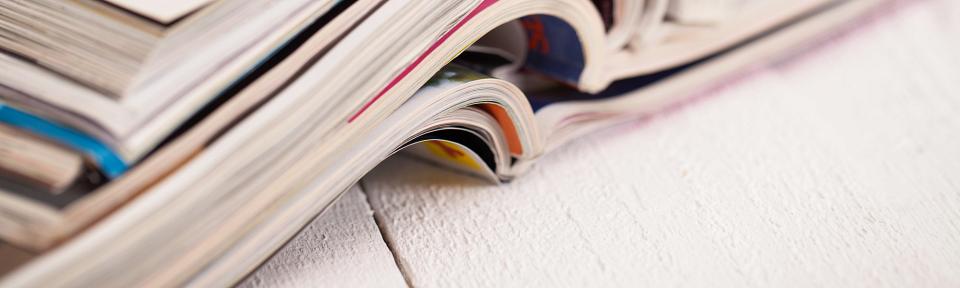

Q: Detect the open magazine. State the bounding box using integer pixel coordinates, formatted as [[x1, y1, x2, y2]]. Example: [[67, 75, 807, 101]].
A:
[[0, 0, 885, 286]]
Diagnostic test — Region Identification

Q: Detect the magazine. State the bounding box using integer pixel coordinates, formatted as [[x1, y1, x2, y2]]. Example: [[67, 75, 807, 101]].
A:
[[0, 0, 884, 286]]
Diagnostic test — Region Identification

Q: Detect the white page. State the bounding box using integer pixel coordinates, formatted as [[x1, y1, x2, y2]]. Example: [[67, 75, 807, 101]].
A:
[[104, 0, 214, 23]]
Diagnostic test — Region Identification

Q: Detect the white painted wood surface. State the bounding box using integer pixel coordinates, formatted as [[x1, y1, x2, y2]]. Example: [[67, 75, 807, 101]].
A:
[[246, 1, 960, 287], [238, 186, 406, 288]]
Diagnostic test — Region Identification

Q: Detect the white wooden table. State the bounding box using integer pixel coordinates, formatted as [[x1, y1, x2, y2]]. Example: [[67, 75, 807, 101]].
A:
[[241, 1, 960, 287]]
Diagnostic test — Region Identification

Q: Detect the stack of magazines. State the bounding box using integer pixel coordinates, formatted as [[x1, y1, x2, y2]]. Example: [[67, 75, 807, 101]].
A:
[[0, 0, 885, 286]]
